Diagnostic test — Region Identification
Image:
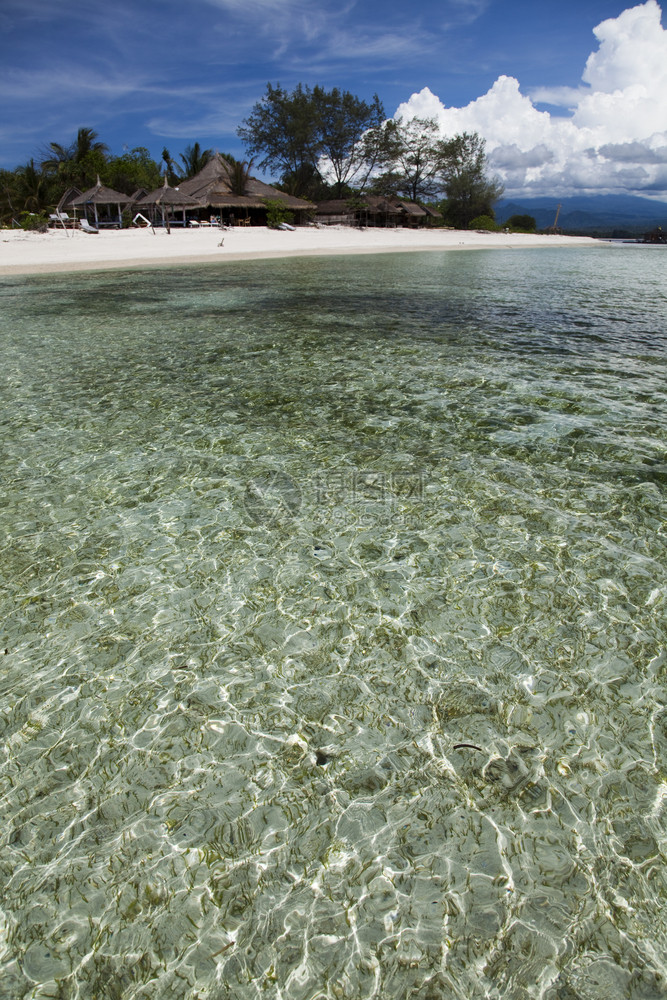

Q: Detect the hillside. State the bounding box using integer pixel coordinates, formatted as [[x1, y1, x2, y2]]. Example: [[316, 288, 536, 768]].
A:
[[494, 195, 667, 235]]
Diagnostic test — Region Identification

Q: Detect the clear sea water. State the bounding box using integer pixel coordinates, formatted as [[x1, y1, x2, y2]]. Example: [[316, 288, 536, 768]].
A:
[[0, 245, 666, 1000]]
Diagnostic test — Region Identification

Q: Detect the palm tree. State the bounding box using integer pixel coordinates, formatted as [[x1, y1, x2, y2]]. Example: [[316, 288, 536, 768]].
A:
[[161, 147, 182, 185], [228, 158, 254, 196], [71, 127, 108, 162], [41, 141, 73, 176], [41, 127, 109, 187], [179, 142, 214, 179], [15, 159, 48, 213]]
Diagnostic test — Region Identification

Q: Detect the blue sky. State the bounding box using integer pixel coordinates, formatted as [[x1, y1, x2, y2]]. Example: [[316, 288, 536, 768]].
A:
[[1, 0, 666, 197]]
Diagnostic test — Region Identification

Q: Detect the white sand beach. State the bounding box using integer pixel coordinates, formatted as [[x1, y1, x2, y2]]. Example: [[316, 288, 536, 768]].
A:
[[0, 224, 602, 276]]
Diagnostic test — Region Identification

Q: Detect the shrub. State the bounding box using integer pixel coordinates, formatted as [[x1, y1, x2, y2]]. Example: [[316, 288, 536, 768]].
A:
[[19, 211, 49, 232], [263, 198, 294, 228], [468, 214, 499, 231], [506, 213, 536, 232]]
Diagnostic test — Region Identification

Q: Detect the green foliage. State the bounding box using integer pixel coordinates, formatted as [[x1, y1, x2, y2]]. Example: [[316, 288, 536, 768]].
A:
[[239, 82, 317, 189], [438, 132, 503, 229], [103, 147, 161, 194], [178, 142, 214, 179], [468, 214, 499, 231], [13, 159, 52, 214], [367, 170, 404, 197], [18, 210, 50, 231], [506, 213, 536, 232], [378, 117, 442, 202], [238, 82, 385, 198], [313, 86, 385, 196], [40, 127, 110, 188], [228, 159, 254, 196], [160, 147, 181, 186], [263, 198, 294, 228]]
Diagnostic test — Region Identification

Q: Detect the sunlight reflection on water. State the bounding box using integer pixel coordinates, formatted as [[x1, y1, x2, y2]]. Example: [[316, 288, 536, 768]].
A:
[[0, 247, 666, 999]]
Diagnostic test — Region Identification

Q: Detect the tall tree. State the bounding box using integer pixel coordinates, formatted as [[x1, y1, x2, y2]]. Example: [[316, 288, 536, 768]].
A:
[[41, 127, 109, 188], [178, 142, 214, 179], [71, 127, 109, 162], [238, 82, 386, 198], [311, 86, 385, 197], [161, 147, 181, 185], [238, 83, 320, 194], [105, 147, 162, 193], [437, 132, 503, 228], [377, 117, 442, 202], [228, 158, 254, 196], [14, 159, 49, 213]]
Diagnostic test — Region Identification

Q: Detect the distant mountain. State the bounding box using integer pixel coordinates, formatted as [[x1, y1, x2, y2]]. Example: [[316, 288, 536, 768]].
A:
[[494, 195, 667, 234]]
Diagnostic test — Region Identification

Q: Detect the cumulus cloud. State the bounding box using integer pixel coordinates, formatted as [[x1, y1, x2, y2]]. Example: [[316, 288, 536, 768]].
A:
[[394, 0, 667, 197]]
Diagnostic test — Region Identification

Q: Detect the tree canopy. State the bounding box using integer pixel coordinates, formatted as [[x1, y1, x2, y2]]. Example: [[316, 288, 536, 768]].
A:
[[0, 99, 502, 230], [367, 118, 502, 223], [238, 82, 385, 198], [437, 132, 503, 229], [374, 117, 442, 202], [0, 128, 221, 225]]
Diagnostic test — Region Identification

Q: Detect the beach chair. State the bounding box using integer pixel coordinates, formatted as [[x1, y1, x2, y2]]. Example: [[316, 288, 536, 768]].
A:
[[79, 219, 99, 234]]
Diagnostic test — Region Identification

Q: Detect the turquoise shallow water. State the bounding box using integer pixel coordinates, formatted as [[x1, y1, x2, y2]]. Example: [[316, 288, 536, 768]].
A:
[[0, 246, 666, 999]]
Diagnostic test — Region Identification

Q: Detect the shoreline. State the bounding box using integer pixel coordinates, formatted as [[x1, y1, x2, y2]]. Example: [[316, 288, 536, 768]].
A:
[[0, 225, 604, 276]]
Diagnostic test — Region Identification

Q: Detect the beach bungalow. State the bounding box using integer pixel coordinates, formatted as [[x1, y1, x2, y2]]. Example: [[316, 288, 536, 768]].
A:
[[314, 196, 439, 228], [134, 178, 201, 229], [393, 199, 441, 227], [70, 176, 132, 228], [314, 197, 400, 227], [177, 154, 314, 226]]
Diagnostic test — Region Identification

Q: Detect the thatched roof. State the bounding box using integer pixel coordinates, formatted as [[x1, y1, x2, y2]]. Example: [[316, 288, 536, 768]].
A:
[[136, 178, 201, 209], [314, 199, 354, 215], [394, 199, 427, 217], [71, 177, 132, 206], [178, 154, 314, 211], [203, 188, 264, 209], [315, 196, 401, 216], [177, 154, 233, 202], [362, 196, 402, 215]]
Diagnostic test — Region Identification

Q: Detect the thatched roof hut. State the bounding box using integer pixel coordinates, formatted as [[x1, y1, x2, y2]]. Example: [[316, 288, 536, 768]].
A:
[[137, 177, 201, 210], [315, 195, 440, 228], [135, 178, 201, 227], [70, 177, 133, 227], [394, 200, 441, 226], [178, 154, 314, 223]]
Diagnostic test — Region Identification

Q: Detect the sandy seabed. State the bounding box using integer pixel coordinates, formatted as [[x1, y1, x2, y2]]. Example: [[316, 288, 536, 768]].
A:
[[0, 224, 603, 276]]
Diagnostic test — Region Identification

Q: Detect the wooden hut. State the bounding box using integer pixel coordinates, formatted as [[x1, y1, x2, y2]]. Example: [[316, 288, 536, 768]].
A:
[[313, 200, 357, 226], [314, 196, 401, 228], [177, 154, 314, 225], [70, 177, 132, 228], [134, 178, 201, 229], [392, 199, 428, 227], [315, 195, 440, 228]]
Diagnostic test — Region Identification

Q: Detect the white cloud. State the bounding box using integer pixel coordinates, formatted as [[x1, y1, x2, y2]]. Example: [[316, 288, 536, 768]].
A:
[[394, 0, 667, 197]]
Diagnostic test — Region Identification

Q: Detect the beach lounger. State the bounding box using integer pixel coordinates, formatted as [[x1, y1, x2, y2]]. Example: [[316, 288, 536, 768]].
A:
[[79, 219, 99, 234]]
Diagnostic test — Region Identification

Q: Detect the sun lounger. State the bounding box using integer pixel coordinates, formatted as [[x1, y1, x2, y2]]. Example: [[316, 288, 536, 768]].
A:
[[79, 219, 99, 234]]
